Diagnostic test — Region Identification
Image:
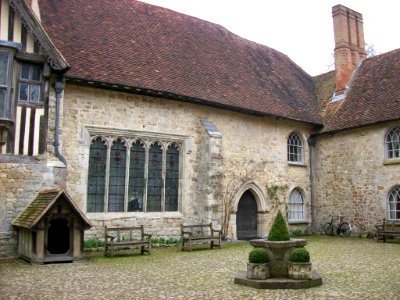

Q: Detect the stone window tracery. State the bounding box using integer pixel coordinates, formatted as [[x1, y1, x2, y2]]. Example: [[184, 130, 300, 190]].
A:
[[288, 188, 305, 222], [87, 134, 181, 213], [388, 186, 400, 220], [287, 132, 304, 164], [385, 127, 400, 160]]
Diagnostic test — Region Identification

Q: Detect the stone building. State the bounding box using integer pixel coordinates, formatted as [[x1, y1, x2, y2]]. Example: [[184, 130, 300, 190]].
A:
[[0, 0, 399, 257]]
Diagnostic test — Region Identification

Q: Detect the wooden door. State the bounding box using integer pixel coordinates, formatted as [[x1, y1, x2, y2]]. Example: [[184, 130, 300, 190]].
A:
[[237, 191, 258, 240]]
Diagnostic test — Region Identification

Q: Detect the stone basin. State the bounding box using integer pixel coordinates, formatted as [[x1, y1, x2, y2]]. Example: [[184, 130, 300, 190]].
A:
[[249, 238, 307, 277]]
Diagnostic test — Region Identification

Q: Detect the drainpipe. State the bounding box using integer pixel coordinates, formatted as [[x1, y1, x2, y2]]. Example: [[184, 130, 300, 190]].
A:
[[54, 77, 67, 166], [308, 136, 316, 232]]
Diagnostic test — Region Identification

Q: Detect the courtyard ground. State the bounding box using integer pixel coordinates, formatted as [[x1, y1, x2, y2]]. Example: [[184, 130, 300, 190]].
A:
[[0, 236, 399, 299]]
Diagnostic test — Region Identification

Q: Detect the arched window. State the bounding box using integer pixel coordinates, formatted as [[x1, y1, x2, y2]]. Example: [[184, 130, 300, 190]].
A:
[[147, 142, 163, 212], [288, 132, 304, 164], [87, 138, 107, 212], [288, 188, 305, 222], [108, 139, 126, 212], [388, 186, 400, 220], [385, 128, 400, 160], [128, 141, 145, 212], [165, 143, 180, 211]]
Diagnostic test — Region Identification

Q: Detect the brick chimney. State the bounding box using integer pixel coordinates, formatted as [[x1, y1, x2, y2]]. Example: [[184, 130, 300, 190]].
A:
[[332, 5, 366, 95]]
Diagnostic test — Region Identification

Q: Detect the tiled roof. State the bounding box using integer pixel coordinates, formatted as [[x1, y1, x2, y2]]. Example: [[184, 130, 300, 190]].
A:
[[38, 0, 322, 124], [13, 188, 92, 229], [320, 49, 400, 132]]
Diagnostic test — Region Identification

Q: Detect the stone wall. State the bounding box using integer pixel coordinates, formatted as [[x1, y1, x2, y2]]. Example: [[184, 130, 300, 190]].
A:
[[0, 155, 67, 257], [313, 121, 400, 234], [60, 84, 313, 240]]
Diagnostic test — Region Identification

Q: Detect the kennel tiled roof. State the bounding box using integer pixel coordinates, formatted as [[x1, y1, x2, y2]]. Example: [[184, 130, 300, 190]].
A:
[[12, 188, 92, 229], [38, 0, 322, 124]]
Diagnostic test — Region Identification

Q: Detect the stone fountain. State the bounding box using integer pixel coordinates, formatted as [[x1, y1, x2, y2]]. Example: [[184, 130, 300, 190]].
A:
[[234, 211, 322, 289]]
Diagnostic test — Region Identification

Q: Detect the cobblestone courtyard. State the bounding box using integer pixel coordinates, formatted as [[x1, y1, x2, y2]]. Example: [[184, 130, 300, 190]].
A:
[[0, 236, 399, 299]]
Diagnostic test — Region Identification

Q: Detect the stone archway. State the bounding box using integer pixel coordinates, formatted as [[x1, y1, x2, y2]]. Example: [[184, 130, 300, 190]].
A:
[[229, 180, 269, 240]]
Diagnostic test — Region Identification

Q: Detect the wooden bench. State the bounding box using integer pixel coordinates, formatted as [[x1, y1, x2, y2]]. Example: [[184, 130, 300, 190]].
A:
[[181, 223, 222, 251], [375, 219, 400, 242], [104, 225, 152, 257]]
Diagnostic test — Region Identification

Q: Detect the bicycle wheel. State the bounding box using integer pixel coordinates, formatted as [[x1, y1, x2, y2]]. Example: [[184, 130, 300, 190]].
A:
[[322, 223, 334, 236], [338, 222, 352, 237]]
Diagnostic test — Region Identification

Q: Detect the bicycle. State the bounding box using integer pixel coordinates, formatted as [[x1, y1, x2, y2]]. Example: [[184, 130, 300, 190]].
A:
[[322, 215, 352, 237]]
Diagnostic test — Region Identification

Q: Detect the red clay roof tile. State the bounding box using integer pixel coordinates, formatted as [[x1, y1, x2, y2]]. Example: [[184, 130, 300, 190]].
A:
[[38, 0, 322, 124], [320, 49, 400, 132]]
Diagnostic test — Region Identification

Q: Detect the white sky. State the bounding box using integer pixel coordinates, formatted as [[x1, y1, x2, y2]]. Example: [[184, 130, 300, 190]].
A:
[[140, 0, 400, 76]]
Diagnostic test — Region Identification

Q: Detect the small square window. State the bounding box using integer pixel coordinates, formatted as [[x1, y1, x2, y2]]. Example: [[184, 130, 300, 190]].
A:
[[18, 63, 43, 104], [19, 83, 29, 101], [21, 63, 30, 80]]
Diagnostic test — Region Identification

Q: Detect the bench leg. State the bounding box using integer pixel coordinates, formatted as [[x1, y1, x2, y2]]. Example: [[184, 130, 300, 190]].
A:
[[210, 241, 214, 249]]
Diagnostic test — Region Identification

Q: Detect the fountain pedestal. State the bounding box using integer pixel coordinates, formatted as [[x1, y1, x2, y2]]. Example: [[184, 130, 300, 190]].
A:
[[234, 238, 322, 289]]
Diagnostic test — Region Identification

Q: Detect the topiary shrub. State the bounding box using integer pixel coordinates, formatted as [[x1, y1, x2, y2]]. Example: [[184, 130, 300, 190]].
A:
[[268, 210, 290, 241], [248, 247, 269, 263], [291, 247, 310, 263]]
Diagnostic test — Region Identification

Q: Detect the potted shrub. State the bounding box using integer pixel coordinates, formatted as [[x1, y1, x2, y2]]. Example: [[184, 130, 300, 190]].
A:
[[246, 247, 270, 280], [288, 247, 312, 279]]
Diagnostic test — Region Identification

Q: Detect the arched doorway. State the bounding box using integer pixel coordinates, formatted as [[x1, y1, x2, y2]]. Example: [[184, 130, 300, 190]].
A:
[[47, 218, 70, 254], [237, 191, 258, 240]]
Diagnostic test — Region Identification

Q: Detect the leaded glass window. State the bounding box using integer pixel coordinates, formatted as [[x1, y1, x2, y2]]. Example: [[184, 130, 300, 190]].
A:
[[147, 143, 163, 212], [128, 141, 145, 212], [18, 63, 42, 103], [0, 51, 10, 119], [388, 186, 400, 220], [385, 128, 400, 160], [108, 139, 126, 212], [288, 132, 304, 164], [87, 138, 107, 212], [165, 143, 179, 211], [86, 135, 181, 213], [288, 188, 305, 221]]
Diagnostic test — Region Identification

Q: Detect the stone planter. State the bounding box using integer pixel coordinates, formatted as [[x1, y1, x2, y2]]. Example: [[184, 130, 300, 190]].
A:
[[247, 262, 270, 280], [249, 239, 307, 277], [288, 262, 312, 279]]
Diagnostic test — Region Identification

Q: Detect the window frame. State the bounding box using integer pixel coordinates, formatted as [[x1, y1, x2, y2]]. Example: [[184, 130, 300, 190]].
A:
[[17, 61, 44, 106], [86, 132, 184, 214], [288, 188, 306, 222], [387, 185, 400, 221], [287, 132, 304, 165], [385, 127, 400, 161], [0, 49, 13, 122]]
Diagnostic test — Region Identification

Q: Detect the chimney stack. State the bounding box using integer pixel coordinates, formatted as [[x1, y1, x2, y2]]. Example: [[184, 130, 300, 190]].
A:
[[332, 5, 366, 95]]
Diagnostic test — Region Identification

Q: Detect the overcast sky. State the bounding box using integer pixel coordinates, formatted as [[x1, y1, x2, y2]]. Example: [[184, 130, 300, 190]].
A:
[[140, 0, 400, 76]]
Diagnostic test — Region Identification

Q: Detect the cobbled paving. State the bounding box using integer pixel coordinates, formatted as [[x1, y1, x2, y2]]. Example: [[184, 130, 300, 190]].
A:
[[0, 236, 399, 299]]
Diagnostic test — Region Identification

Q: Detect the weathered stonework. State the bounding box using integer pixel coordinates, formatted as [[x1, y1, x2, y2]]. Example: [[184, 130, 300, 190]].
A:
[[0, 155, 67, 257], [313, 122, 400, 233], [59, 84, 313, 241]]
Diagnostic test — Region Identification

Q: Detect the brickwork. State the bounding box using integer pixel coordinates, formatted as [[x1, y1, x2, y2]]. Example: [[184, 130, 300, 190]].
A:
[[313, 122, 400, 233]]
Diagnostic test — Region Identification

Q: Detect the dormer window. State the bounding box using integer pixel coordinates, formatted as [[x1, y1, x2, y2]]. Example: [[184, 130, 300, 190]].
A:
[[18, 63, 42, 104]]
